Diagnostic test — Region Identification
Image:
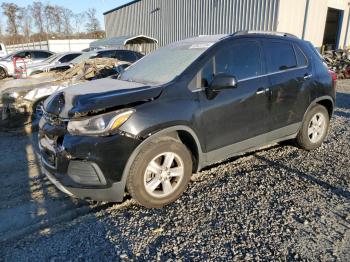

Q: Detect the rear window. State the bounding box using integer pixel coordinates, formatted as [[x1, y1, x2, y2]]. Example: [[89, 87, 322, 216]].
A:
[[59, 53, 81, 63], [294, 45, 308, 67], [265, 42, 297, 73], [115, 51, 137, 63]]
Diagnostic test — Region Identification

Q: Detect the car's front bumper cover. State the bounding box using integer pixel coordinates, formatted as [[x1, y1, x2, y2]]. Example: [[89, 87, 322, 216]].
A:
[[38, 119, 142, 202]]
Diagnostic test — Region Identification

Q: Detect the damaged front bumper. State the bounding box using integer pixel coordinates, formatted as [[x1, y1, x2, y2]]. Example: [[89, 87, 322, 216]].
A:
[[38, 117, 142, 202]]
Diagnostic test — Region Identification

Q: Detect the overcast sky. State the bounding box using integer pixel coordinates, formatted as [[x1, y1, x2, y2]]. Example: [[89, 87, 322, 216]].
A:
[[0, 0, 131, 30]]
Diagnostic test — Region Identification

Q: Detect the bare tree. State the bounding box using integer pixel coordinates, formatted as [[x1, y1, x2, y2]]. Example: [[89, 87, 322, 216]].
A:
[[44, 4, 55, 34], [73, 12, 86, 34], [1, 2, 21, 35], [61, 8, 73, 35], [85, 8, 100, 34], [31, 1, 45, 35], [19, 7, 32, 40]]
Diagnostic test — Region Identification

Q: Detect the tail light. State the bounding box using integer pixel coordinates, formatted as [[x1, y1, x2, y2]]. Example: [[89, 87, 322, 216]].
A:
[[328, 70, 337, 82], [329, 70, 337, 89]]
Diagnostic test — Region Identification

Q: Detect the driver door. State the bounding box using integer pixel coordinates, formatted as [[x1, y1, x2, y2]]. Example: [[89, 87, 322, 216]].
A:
[[197, 40, 271, 155]]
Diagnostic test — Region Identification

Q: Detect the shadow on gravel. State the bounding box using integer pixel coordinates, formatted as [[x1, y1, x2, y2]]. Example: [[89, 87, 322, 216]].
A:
[[0, 130, 96, 243], [255, 154, 350, 200], [336, 92, 350, 110]]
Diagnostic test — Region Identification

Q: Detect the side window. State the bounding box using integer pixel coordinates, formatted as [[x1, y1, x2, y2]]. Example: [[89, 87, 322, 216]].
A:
[[189, 41, 262, 90], [33, 51, 52, 59], [294, 45, 308, 67], [230, 42, 262, 80], [14, 51, 28, 59], [0, 45, 2, 51], [59, 54, 80, 63], [115, 51, 137, 62], [265, 42, 297, 72], [214, 42, 262, 80], [96, 50, 116, 58]]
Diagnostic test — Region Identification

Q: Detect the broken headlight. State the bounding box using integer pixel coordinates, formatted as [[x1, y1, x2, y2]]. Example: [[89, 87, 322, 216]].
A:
[[67, 109, 135, 136]]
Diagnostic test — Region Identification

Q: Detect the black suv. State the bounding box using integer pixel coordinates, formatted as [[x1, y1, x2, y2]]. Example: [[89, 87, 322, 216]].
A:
[[39, 32, 336, 208]]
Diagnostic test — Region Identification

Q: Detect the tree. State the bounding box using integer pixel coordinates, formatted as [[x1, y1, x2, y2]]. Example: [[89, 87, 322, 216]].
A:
[[85, 8, 100, 34], [31, 1, 45, 34], [1, 2, 21, 35], [73, 12, 85, 34], [19, 7, 33, 40], [61, 8, 73, 35], [44, 4, 55, 34]]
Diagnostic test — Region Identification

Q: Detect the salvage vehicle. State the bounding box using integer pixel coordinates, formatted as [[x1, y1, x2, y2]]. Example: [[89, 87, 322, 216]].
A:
[[1, 58, 131, 126], [0, 50, 55, 79], [39, 31, 336, 208], [44, 49, 143, 73], [25, 52, 82, 76]]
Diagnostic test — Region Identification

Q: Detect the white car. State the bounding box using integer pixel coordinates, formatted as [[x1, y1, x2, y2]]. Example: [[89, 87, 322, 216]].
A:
[[0, 50, 55, 79], [25, 52, 82, 76]]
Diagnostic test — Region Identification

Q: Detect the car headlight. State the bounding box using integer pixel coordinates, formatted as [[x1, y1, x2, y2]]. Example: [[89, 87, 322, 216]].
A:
[[67, 109, 134, 136]]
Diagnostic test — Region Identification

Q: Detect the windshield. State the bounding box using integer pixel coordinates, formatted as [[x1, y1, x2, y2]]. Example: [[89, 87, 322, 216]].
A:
[[70, 51, 97, 64], [119, 42, 211, 84]]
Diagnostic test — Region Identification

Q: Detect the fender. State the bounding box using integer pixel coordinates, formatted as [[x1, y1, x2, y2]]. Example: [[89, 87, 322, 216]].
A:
[[302, 95, 335, 121], [112, 125, 204, 201]]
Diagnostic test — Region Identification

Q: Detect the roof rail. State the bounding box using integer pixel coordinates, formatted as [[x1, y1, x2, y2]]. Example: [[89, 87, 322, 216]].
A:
[[232, 30, 298, 38]]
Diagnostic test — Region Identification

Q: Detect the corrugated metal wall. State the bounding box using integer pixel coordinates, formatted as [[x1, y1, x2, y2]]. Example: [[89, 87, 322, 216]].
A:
[[105, 0, 280, 51]]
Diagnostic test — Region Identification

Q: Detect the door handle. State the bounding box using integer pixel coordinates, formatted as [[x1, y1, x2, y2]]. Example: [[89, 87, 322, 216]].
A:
[[304, 73, 312, 80], [256, 87, 269, 95]]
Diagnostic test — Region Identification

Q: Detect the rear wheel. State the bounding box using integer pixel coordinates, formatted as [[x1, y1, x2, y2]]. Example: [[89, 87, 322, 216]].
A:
[[126, 138, 192, 208], [296, 104, 329, 150], [0, 67, 7, 80]]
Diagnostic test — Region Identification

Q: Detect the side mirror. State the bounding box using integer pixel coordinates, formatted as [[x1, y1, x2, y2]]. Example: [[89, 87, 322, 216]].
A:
[[209, 73, 237, 92]]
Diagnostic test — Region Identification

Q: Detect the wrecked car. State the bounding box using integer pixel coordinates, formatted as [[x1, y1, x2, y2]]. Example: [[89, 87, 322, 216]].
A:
[[24, 52, 82, 76], [38, 32, 335, 208], [1, 58, 131, 127], [43, 49, 143, 74], [0, 50, 55, 79]]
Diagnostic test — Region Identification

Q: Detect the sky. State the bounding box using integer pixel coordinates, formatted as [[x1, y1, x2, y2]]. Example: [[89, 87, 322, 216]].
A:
[[0, 0, 132, 30]]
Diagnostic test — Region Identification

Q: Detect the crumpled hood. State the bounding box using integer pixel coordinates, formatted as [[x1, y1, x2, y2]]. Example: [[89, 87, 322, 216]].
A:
[[44, 78, 162, 118]]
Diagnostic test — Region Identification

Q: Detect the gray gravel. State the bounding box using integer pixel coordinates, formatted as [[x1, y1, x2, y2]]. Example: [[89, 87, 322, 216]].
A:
[[0, 81, 349, 261]]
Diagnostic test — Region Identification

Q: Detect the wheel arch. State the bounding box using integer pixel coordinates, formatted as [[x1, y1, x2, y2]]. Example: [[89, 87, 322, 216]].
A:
[[303, 96, 335, 121], [118, 125, 204, 197]]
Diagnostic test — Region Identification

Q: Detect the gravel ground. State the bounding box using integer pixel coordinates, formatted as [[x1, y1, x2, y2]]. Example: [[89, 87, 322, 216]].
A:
[[0, 81, 349, 261]]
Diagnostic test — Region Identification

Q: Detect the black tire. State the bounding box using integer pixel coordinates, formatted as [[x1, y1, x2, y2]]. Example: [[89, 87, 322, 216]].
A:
[[296, 104, 329, 150], [0, 67, 7, 80], [32, 97, 47, 120], [126, 138, 192, 208]]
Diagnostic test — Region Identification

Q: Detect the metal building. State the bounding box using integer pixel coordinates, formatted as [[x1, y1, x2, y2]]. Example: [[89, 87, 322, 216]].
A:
[[104, 0, 350, 52]]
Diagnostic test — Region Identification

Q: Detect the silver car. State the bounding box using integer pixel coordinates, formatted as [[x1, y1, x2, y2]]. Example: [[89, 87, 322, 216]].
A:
[[0, 50, 55, 79], [25, 52, 82, 76]]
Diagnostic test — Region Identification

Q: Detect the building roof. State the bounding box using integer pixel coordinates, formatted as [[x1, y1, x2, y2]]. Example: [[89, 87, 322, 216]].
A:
[[90, 35, 158, 48], [103, 0, 141, 15]]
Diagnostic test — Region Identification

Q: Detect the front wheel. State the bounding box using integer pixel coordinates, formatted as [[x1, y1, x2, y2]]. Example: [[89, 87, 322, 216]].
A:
[[296, 104, 330, 150], [0, 67, 7, 80], [32, 97, 47, 120], [126, 138, 193, 208]]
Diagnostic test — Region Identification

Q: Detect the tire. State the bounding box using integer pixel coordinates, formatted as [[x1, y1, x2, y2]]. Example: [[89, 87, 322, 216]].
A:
[[0, 67, 7, 80], [32, 97, 47, 120], [126, 138, 192, 208], [296, 104, 329, 150]]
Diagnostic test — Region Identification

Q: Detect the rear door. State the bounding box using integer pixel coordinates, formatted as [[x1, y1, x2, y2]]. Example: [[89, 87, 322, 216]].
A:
[[263, 40, 312, 135], [198, 40, 271, 153]]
